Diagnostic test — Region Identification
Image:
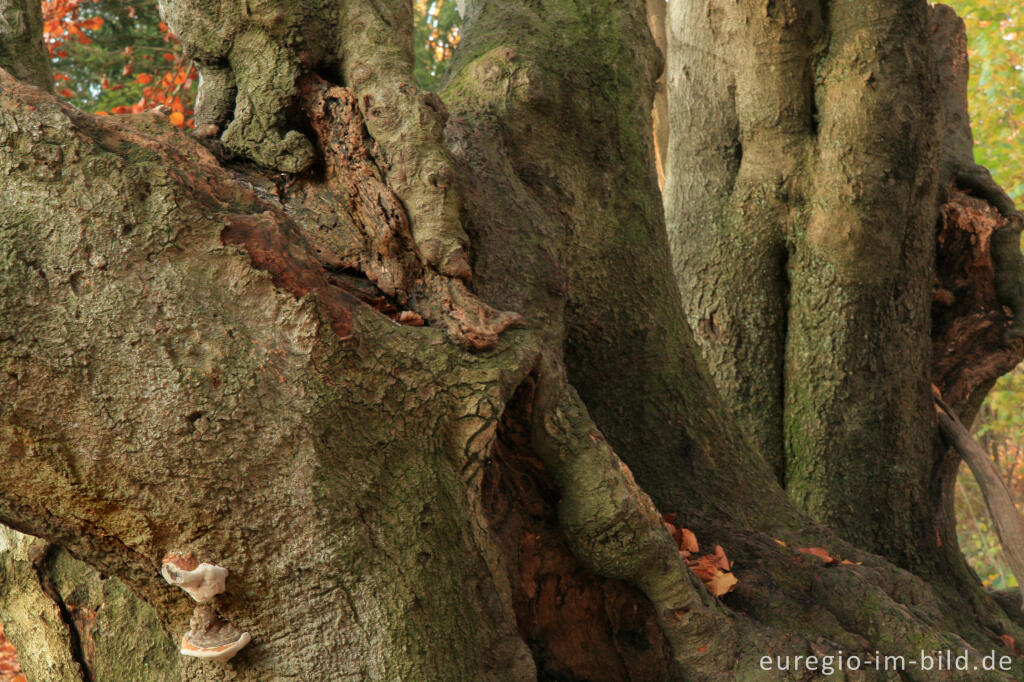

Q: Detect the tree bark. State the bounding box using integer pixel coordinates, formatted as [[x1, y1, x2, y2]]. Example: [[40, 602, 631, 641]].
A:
[[665, 0, 1024, 573], [1, 0, 1023, 679], [0, 526, 179, 681]]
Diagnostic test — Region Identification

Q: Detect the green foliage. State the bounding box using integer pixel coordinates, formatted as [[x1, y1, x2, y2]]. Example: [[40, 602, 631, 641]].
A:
[[948, 0, 1024, 202], [413, 0, 462, 90]]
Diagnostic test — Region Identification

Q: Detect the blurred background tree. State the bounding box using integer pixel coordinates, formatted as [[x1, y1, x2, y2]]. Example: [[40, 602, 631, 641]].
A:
[[952, 0, 1024, 202], [413, 0, 461, 90], [948, 0, 1024, 590]]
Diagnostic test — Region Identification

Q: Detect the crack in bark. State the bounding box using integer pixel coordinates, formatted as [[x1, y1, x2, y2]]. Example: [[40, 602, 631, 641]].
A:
[[30, 544, 94, 682]]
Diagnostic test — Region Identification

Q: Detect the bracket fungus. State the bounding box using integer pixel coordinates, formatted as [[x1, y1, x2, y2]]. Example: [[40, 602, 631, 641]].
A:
[[180, 605, 251, 663], [161, 552, 229, 602]]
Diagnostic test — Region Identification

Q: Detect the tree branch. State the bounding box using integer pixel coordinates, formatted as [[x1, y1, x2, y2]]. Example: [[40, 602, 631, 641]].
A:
[[936, 395, 1024, 608]]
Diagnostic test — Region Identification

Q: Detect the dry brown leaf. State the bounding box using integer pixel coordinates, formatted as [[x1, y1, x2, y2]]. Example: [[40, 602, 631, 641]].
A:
[[686, 554, 716, 582], [797, 547, 836, 564], [705, 570, 738, 597], [1000, 634, 1019, 655], [397, 310, 425, 326], [681, 528, 700, 554], [710, 544, 731, 570]]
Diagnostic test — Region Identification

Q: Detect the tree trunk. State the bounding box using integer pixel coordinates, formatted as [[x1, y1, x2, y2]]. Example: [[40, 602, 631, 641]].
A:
[[0, 0, 51, 90], [2, 0, 1024, 680], [665, 0, 1024, 569]]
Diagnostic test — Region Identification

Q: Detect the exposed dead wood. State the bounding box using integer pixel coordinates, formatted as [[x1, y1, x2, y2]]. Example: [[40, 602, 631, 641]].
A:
[[932, 192, 1024, 422], [481, 380, 676, 681]]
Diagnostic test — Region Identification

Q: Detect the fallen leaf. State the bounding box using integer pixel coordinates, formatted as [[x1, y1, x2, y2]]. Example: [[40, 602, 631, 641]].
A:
[[680, 528, 700, 554], [397, 310, 425, 326], [797, 547, 836, 564], [686, 554, 717, 582], [1000, 634, 1019, 655], [710, 544, 731, 570], [705, 570, 738, 597]]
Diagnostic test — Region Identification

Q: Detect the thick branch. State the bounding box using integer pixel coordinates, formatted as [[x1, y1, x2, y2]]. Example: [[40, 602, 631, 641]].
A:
[[936, 397, 1024, 609], [159, 0, 470, 275], [0, 70, 534, 680]]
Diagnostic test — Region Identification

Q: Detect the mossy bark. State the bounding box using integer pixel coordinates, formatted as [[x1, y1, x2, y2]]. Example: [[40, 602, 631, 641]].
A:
[[664, 0, 1023, 572], [0, 526, 179, 682]]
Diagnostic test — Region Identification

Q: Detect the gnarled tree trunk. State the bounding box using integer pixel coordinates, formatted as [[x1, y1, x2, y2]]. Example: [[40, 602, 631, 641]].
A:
[[1, 0, 1023, 679]]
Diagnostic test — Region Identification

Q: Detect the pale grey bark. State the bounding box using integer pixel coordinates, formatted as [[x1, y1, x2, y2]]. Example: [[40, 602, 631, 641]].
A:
[[666, 0, 947, 564]]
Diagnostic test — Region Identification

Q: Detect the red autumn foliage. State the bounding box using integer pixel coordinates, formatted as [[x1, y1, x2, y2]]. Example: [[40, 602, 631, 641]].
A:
[[42, 0, 103, 58], [0, 624, 24, 682], [43, 2, 197, 128]]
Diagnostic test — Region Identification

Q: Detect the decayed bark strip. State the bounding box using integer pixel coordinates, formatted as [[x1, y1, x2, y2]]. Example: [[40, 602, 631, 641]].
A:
[[285, 75, 524, 350], [646, 0, 668, 189]]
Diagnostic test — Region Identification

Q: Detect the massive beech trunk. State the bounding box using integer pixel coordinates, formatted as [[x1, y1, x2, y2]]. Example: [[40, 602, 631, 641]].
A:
[[665, 0, 1024, 571], [3, 0, 1024, 680]]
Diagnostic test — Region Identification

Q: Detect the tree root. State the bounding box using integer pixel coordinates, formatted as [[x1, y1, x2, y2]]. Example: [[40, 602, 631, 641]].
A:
[[519, 351, 1024, 678], [527, 353, 738, 677]]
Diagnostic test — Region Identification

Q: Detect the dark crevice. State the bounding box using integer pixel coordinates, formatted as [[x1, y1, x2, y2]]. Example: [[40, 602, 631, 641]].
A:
[[777, 240, 793, 489], [31, 544, 95, 682], [480, 379, 677, 681], [808, 96, 819, 136]]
